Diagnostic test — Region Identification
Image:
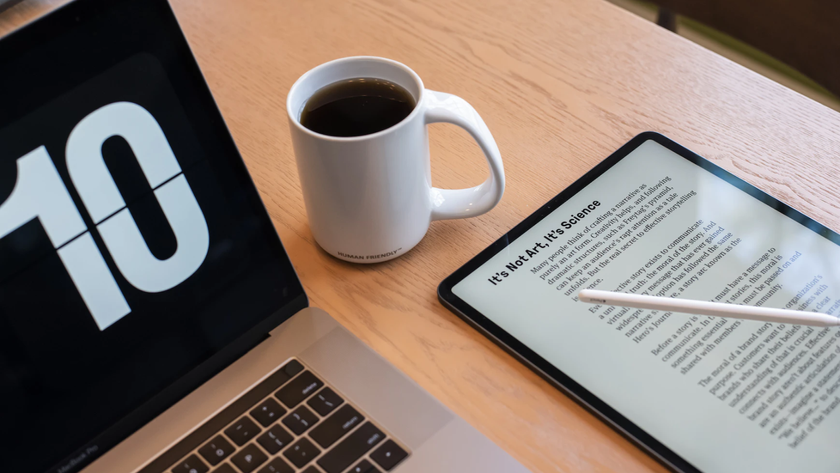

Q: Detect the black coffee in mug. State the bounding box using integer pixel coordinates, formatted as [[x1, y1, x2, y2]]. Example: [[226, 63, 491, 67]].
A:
[[300, 77, 416, 137]]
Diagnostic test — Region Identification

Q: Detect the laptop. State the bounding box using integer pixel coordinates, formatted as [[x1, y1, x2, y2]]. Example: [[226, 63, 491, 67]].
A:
[[0, 1, 530, 472]]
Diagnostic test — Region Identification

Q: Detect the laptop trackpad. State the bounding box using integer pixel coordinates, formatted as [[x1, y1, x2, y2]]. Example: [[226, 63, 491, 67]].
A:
[[298, 323, 453, 449]]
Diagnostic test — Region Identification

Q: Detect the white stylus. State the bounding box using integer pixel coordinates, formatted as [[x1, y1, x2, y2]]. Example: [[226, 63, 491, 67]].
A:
[[577, 289, 840, 327]]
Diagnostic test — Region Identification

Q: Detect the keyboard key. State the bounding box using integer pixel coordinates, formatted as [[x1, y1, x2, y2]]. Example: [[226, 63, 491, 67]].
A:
[[171, 454, 209, 473], [309, 405, 364, 448], [211, 464, 236, 473], [140, 360, 302, 473], [231, 444, 268, 473], [198, 436, 235, 466], [251, 398, 287, 427], [349, 459, 381, 473], [282, 405, 319, 435], [307, 387, 344, 416], [275, 371, 323, 407], [224, 417, 261, 446], [257, 424, 294, 454], [282, 438, 321, 469], [283, 359, 305, 377], [172, 455, 210, 473], [257, 457, 294, 473], [370, 440, 408, 470], [316, 422, 385, 473], [301, 467, 323, 473]]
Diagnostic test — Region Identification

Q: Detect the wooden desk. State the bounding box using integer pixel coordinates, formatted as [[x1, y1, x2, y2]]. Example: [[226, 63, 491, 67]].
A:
[[3, 1, 840, 472]]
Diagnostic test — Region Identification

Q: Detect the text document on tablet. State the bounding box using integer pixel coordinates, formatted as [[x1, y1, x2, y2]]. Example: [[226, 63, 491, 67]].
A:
[[452, 139, 840, 473]]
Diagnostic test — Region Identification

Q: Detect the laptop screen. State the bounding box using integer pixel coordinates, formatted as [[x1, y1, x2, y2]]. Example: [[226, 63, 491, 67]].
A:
[[0, 1, 307, 472]]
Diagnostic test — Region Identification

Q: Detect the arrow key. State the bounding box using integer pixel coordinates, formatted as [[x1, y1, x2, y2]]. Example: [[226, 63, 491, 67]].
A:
[[370, 440, 408, 471]]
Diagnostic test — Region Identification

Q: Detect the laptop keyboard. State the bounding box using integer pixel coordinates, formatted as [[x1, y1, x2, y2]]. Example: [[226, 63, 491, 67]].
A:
[[140, 359, 410, 473]]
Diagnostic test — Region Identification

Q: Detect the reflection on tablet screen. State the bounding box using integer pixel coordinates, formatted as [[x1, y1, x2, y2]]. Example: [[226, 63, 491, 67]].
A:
[[453, 140, 840, 473]]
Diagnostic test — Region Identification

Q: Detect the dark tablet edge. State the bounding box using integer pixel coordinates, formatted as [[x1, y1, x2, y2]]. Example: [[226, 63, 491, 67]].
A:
[[438, 131, 840, 473]]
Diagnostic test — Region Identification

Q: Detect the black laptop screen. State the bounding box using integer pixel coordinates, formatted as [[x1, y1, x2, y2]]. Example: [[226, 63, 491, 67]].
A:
[[0, 1, 306, 472]]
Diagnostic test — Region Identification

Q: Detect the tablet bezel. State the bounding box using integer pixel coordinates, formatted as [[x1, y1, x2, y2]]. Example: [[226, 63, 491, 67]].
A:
[[438, 131, 840, 473]]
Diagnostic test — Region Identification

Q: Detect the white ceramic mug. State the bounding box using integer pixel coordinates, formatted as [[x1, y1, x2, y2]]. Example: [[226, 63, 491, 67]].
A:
[[287, 56, 504, 263]]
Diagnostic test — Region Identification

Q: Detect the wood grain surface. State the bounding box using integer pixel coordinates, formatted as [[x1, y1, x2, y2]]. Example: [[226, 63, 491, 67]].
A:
[[3, 1, 840, 472]]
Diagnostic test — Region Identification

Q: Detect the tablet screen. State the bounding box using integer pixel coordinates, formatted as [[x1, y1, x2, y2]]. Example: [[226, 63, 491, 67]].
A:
[[451, 139, 840, 473]]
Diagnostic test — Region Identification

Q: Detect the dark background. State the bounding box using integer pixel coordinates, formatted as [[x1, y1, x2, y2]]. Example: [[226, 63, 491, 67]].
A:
[[0, 1, 305, 472]]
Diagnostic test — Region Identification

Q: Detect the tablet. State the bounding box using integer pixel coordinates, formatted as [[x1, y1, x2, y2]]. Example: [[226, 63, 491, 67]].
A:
[[438, 132, 840, 473]]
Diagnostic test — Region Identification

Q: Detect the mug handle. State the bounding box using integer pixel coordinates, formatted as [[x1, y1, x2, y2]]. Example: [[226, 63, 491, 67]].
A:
[[424, 90, 505, 221]]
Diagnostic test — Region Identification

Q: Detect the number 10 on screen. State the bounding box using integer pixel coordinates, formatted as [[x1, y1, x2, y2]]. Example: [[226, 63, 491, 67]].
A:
[[0, 102, 209, 331]]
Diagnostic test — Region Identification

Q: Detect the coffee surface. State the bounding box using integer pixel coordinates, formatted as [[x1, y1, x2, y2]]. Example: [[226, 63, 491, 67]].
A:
[[300, 78, 416, 137]]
